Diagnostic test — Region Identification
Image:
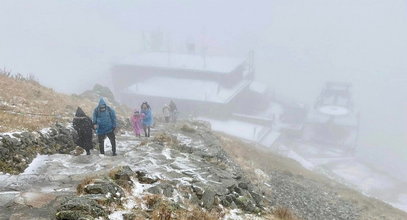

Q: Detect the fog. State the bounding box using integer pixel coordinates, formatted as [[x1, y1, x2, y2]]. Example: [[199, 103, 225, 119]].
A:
[[1, 0, 406, 204]]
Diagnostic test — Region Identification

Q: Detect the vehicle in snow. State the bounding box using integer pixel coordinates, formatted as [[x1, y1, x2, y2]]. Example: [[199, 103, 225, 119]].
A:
[[302, 82, 360, 154]]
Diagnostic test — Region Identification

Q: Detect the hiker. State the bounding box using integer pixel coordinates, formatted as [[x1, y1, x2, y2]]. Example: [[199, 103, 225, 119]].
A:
[[162, 104, 170, 123], [169, 100, 178, 122], [93, 98, 117, 156], [131, 109, 144, 137], [72, 107, 94, 155], [141, 102, 153, 137]]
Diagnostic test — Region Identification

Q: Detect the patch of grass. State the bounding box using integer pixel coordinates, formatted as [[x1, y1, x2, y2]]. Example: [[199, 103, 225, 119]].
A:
[[139, 140, 148, 146], [108, 168, 120, 179], [153, 133, 179, 147], [109, 169, 132, 191], [273, 207, 298, 220], [144, 194, 162, 209], [0, 74, 97, 132], [76, 176, 97, 195], [143, 195, 219, 220], [180, 124, 196, 133], [0, 160, 18, 174]]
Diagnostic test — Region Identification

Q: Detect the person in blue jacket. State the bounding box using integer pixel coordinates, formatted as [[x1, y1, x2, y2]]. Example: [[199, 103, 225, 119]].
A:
[[141, 101, 153, 137], [93, 98, 117, 156]]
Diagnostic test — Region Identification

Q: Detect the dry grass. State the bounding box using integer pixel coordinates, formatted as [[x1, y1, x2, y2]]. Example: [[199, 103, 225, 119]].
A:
[[142, 194, 220, 220], [217, 133, 407, 220], [217, 133, 323, 185], [0, 73, 97, 132], [0, 72, 134, 132], [76, 176, 97, 194], [151, 205, 220, 220], [273, 207, 298, 220], [108, 168, 134, 193], [153, 132, 179, 147]]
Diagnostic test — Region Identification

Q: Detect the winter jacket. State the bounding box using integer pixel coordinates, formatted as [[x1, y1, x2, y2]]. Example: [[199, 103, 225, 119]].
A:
[[92, 98, 117, 135], [141, 109, 153, 126], [169, 101, 177, 112], [131, 112, 144, 135], [73, 107, 93, 151]]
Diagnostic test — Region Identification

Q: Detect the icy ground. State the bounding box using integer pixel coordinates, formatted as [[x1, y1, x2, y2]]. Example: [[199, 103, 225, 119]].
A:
[[0, 124, 263, 219]]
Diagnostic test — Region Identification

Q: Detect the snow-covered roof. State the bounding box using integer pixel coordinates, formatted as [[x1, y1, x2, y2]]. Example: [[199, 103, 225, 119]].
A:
[[118, 52, 246, 74], [124, 77, 251, 104]]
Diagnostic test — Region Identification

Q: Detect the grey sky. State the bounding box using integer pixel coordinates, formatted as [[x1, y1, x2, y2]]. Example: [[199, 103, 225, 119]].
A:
[[0, 0, 406, 153]]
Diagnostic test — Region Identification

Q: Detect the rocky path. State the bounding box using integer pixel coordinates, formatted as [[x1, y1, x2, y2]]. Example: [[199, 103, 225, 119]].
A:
[[0, 121, 268, 219], [3, 120, 405, 219]]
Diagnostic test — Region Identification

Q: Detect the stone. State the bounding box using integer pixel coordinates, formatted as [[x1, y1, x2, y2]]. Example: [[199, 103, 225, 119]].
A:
[[0, 146, 9, 156], [113, 166, 134, 182], [192, 185, 204, 199], [159, 183, 174, 197], [234, 196, 256, 212], [83, 194, 110, 205], [233, 186, 242, 195], [221, 198, 230, 207], [12, 133, 21, 138], [238, 182, 249, 190], [49, 128, 58, 136], [136, 171, 159, 184], [56, 196, 107, 220], [84, 180, 124, 201], [147, 186, 161, 195], [71, 146, 84, 156], [201, 189, 216, 209], [249, 191, 263, 206]]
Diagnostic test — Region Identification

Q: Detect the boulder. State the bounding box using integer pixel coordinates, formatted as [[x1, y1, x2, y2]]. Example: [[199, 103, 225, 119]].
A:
[[136, 170, 159, 184], [201, 189, 216, 209], [56, 197, 107, 220], [84, 180, 125, 202]]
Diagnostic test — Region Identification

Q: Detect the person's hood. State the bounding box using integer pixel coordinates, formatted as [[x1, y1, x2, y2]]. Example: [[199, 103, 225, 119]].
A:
[[75, 107, 87, 117], [98, 98, 107, 107]]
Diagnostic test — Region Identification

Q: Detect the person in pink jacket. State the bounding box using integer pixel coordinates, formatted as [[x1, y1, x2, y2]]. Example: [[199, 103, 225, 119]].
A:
[[131, 110, 144, 137]]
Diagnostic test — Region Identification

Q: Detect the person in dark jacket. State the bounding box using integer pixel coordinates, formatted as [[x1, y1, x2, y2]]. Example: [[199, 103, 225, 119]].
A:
[[93, 98, 117, 156], [169, 100, 178, 122], [73, 107, 94, 155]]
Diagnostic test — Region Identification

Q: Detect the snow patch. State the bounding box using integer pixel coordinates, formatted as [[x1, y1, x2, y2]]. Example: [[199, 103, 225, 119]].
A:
[[108, 210, 126, 220], [162, 148, 172, 160]]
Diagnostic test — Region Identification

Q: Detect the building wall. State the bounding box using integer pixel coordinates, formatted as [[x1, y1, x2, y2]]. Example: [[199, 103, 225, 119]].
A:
[[111, 64, 247, 94]]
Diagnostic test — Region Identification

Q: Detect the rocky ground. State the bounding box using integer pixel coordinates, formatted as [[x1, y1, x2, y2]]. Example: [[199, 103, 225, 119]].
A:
[[0, 124, 79, 174], [0, 121, 275, 219], [219, 134, 407, 220], [1, 120, 406, 219]]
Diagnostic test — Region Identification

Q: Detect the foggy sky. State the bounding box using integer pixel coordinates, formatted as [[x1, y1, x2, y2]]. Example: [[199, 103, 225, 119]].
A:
[[0, 0, 406, 154]]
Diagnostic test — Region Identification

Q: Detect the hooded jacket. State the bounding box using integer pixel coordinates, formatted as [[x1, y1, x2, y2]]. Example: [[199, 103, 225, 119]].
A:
[[131, 109, 144, 135], [73, 107, 93, 150], [141, 108, 153, 126], [92, 98, 117, 135]]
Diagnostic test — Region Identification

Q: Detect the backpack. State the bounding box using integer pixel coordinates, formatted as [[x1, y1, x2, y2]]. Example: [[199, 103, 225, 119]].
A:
[[95, 106, 114, 123]]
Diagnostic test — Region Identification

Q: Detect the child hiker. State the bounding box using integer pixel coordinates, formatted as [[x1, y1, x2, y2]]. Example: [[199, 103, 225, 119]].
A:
[[131, 109, 144, 137]]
